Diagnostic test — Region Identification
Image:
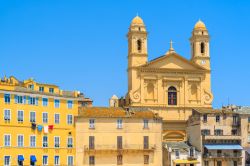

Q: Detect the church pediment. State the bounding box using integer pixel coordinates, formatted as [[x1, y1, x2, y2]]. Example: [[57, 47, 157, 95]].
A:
[[142, 53, 206, 71]]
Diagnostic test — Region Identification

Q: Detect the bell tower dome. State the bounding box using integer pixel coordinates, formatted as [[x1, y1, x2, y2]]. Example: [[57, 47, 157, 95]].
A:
[[190, 20, 210, 70], [127, 15, 148, 93]]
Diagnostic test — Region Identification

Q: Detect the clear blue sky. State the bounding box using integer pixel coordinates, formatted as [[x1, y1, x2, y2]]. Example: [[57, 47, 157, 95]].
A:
[[0, 0, 249, 107]]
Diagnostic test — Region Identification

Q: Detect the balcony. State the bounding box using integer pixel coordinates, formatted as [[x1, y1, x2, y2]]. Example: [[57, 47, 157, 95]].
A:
[[84, 144, 156, 153], [203, 153, 242, 159], [187, 155, 198, 160], [232, 122, 240, 127], [204, 135, 241, 140]]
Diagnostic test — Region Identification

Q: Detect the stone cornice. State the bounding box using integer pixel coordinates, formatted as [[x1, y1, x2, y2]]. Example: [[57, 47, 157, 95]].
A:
[[138, 67, 208, 74]]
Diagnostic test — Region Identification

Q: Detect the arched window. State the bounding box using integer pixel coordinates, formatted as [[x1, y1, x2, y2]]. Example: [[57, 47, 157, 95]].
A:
[[137, 40, 142, 51], [201, 42, 205, 54], [168, 86, 177, 105]]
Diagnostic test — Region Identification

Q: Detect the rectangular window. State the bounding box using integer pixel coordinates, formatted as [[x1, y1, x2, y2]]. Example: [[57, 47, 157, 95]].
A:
[[214, 129, 223, 136], [54, 99, 60, 108], [43, 155, 48, 165], [89, 136, 95, 149], [28, 84, 34, 90], [4, 109, 11, 121], [143, 119, 149, 129], [67, 100, 73, 109], [17, 110, 24, 122], [28, 96, 38, 105], [189, 147, 195, 157], [117, 119, 122, 129], [248, 135, 250, 142], [42, 98, 48, 106], [39, 86, 44, 92], [42, 112, 48, 123], [4, 134, 11, 147], [117, 155, 122, 165], [54, 136, 60, 148], [89, 156, 95, 165], [30, 111, 36, 123], [175, 150, 180, 158], [67, 156, 73, 166], [248, 117, 250, 123], [204, 161, 209, 166], [217, 150, 222, 157], [234, 161, 237, 166], [216, 115, 220, 122], [49, 88, 54, 93], [117, 136, 122, 149], [144, 136, 149, 149], [67, 137, 73, 148], [17, 135, 24, 147], [43, 136, 48, 147], [54, 156, 60, 166], [15, 95, 25, 104], [203, 114, 207, 122], [67, 115, 73, 125], [144, 155, 149, 164], [54, 114, 60, 124], [89, 119, 95, 129], [30, 135, 36, 147], [201, 129, 210, 136], [232, 129, 238, 136], [217, 161, 222, 166], [4, 94, 11, 104], [4, 156, 10, 166]]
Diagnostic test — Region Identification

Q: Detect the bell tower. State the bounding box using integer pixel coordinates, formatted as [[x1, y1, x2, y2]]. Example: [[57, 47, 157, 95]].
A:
[[127, 15, 148, 92], [190, 20, 210, 70]]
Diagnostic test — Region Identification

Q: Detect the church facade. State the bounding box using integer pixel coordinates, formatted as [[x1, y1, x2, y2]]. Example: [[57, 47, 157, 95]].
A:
[[125, 16, 214, 142]]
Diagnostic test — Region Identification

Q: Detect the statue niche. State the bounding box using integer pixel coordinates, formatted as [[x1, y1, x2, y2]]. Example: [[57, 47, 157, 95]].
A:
[[144, 80, 156, 102]]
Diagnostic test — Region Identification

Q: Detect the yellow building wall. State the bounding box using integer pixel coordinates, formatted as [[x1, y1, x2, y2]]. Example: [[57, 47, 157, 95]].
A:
[[0, 87, 78, 165], [76, 118, 162, 166]]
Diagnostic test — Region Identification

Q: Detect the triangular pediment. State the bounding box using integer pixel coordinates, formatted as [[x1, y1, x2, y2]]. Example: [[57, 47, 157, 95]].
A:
[[142, 53, 206, 71]]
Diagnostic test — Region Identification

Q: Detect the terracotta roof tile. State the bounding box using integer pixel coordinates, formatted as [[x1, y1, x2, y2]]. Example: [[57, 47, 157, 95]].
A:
[[78, 107, 161, 119]]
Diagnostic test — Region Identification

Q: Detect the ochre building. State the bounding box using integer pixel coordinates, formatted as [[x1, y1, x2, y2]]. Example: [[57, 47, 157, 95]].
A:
[[75, 107, 163, 166], [123, 16, 213, 142], [0, 76, 92, 166]]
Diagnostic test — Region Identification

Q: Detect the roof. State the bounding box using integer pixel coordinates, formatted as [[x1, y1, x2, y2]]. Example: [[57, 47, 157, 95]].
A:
[[163, 142, 190, 150], [78, 107, 161, 119], [131, 16, 144, 25], [204, 144, 243, 150], [234, 106, 250, 114], [192, 108, 235, 114], [141, 52, 208, 71], [194, 20, 207, 30]]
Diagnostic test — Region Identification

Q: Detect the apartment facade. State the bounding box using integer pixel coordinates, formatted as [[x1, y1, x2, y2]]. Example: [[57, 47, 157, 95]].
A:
[[163, 142, 201, 166], [0, 76, 92, 166], [187, 108, 243, 166], [75, 107, 162, 166]]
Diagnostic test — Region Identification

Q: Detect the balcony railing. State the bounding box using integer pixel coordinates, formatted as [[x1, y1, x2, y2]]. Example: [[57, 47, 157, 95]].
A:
[[187, 154, 198, 160], [203, 153, 242, 158], [232, 122, 240, 127], [84, 144, 156, 153]]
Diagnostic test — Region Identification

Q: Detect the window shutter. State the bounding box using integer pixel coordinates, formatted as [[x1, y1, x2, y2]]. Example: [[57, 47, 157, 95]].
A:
[[15, 95, 18, 103], [28, 96, 31, 104], [35, 97, 39, 105], [23, 96, 26, 104]]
